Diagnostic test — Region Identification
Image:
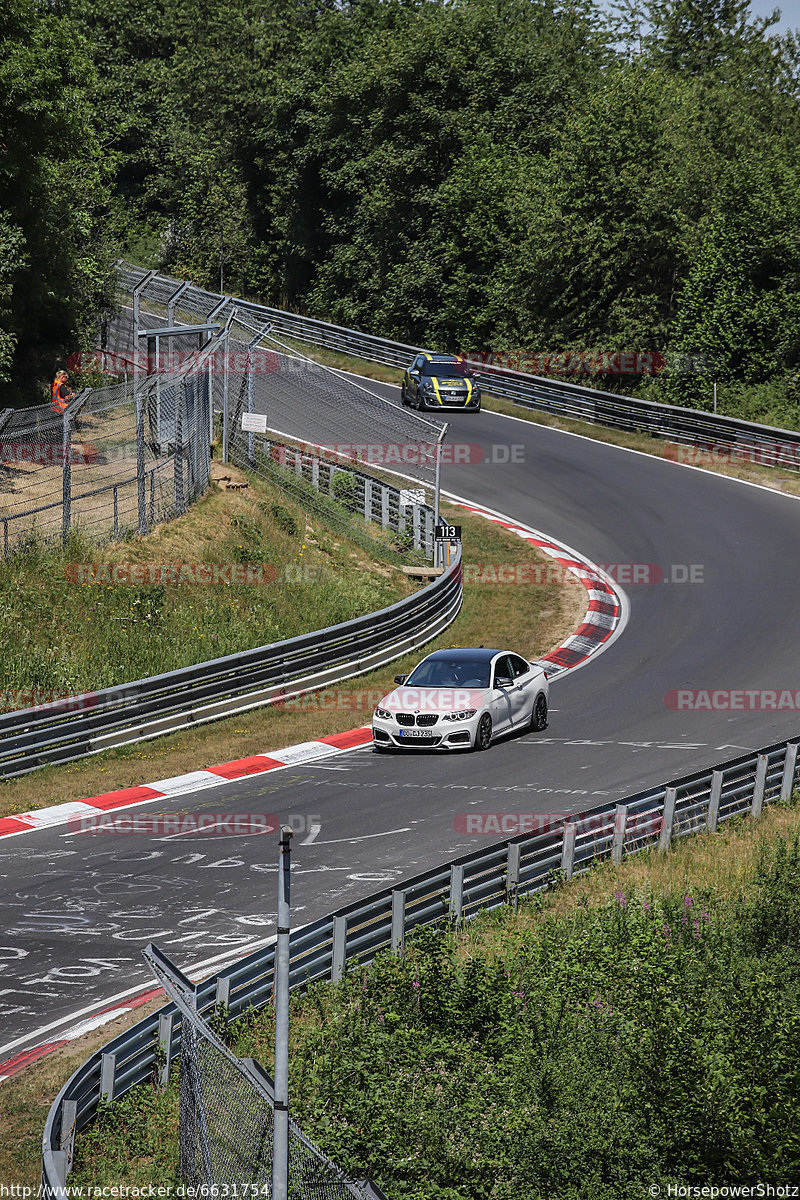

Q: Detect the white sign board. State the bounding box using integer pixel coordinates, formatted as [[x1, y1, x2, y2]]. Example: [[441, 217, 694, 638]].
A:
[[241, 413, 268, 434], [399, 488, 426, 507]]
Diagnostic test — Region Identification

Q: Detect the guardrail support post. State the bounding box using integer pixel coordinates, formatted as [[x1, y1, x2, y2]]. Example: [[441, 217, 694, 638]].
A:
[[60, 1098, 77, 1173], [611, 804, 628, 865], [391, 889, 405, 954], [449, 863, 464, 923], [100, 1052, 117, 1101], [752, 754, 768, 818], [707, 770, 723, 832], [158, 1013, 173, 1087], [215, 975, 230, 1009], [331, 914, 346, 982], [363, 478, 372, 524], [412, 504, 422, 551], [780, 742, 798, 801], [561, 822, 577, 881], [381, 486, 390, 529], [660, 787, 677, 851], [506, 842, 521, 907], [50, 1150, 68, 1188]]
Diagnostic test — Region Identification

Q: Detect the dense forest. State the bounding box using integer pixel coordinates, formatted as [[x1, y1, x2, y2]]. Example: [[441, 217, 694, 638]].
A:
[[2, 0, 800, 415]]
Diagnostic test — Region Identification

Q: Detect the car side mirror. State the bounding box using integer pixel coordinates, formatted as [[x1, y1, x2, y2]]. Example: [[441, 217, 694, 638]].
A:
[[394, 674, 407, 685], [496, 676, 512, 689]]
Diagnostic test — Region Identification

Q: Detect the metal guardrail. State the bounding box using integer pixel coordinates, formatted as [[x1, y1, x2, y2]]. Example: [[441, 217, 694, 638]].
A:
[[42, 732, 799, 1194], [163, 279, 800, 470], [0, 539, 461, 780]]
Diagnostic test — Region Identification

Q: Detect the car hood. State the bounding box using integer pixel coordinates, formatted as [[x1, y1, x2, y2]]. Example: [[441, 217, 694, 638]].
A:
[[379, 686, 488, 713]]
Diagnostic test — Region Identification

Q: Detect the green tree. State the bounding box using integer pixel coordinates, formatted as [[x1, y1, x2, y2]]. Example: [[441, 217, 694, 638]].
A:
[[0, 0, 110, 404]]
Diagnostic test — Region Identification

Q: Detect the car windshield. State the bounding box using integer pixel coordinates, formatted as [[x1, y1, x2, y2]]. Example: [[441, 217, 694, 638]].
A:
[[405, 659, 491, 688], [421, 360, 470, 378]]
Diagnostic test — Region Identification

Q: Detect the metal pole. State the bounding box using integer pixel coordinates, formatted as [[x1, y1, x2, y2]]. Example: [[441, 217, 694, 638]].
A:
[[136, 383, 146, 535], [713, 381, 717, 414], [62, 407, 71, 543], [247, 347, 255, 467], [175, 378, 184, 513], [222, 330, 230, 464], [272, 826, 292, 1200], [434, 423, 448, 566]]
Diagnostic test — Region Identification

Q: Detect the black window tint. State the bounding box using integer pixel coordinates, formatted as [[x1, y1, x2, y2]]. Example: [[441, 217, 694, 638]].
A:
[[510, 655, 529, 677], [494, 656, 513, 684]]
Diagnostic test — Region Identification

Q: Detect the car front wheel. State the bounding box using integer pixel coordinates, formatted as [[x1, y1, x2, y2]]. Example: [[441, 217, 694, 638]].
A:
[[474, 712, 493, 751]]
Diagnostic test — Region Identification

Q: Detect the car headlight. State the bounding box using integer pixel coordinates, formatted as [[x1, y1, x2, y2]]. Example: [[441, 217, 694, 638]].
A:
[[374, 707, 392, 720], [443, 709, 477, 722]]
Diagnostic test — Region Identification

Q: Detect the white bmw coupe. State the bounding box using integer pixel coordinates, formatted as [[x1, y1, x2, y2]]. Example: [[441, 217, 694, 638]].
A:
[[372, 647, 549, 752]]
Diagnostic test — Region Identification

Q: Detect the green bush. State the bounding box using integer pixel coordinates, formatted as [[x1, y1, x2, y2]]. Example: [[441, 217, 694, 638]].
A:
[[331, 471, 361, 514], [228, 833, 800, 1198]]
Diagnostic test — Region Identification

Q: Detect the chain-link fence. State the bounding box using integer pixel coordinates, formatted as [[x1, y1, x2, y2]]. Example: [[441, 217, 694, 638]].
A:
[[113, 262, 447, 490], [144, 944, 382, 1200], [0, 348, 213, 555], [106, 266, 448, 561]]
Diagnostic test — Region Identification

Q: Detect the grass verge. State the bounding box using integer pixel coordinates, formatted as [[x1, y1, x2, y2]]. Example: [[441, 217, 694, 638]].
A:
[[54, 794, 800, 1199], [0, 498, 585, 815], [0, 458, 411, 705]]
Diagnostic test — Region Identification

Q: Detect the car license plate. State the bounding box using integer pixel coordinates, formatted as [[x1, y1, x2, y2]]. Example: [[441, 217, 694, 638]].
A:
[[398, 729, 435, 739]]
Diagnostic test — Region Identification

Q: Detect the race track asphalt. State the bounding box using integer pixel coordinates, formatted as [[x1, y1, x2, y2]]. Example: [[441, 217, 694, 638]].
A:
[[3, 386, 800, 1052]]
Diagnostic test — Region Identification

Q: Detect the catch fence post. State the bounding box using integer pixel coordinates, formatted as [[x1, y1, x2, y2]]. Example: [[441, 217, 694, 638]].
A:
[[62, 407, 71, 542]]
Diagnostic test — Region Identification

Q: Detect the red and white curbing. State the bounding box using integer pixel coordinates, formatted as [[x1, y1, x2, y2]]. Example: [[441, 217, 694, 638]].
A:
[[0, 988, 163, 1083], [0, 506, 624, 847], [453, 499, 626, 676], [0, 726, 374, 843], [0, 505, 625, 1081]]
